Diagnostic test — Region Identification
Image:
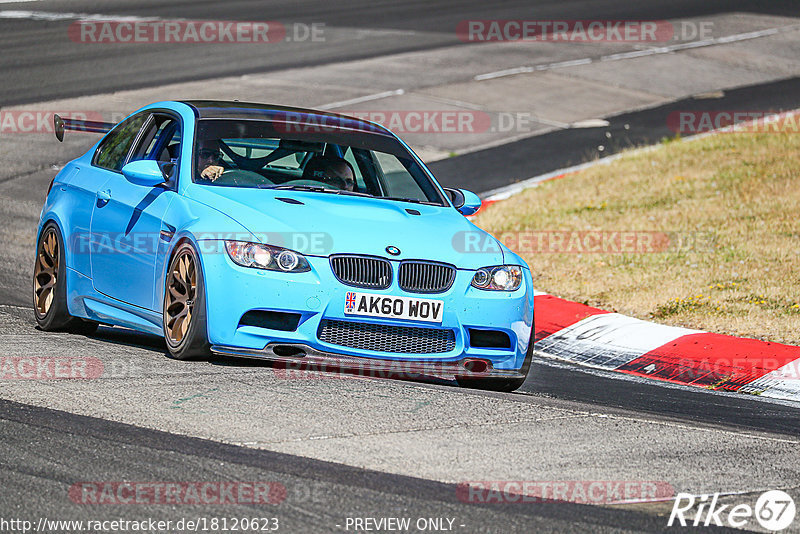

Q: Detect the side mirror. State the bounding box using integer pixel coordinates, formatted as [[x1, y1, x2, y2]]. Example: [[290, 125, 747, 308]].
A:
[[445, 188, 482, 216], [121, 160, 170, 187]]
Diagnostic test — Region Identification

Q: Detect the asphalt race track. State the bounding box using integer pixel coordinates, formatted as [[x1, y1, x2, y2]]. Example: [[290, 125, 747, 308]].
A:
[[430, 76, 800, 192], [0, 398, 697, 533], [1, 1, 799, 532], [1, 0, 798, 106]]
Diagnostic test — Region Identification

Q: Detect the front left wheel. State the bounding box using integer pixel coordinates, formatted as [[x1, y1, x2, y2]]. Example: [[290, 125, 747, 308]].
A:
[[33, 223, 98, 334], [163, 242, 210, 360]]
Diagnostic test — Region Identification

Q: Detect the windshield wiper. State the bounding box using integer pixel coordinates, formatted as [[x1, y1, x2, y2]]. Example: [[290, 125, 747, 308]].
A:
[[335, 190, 372, 197], [271, 185, 373, 197], [269, 186, 435, 204], [271, 184, 338, 193], [383, 196, 440, 206]]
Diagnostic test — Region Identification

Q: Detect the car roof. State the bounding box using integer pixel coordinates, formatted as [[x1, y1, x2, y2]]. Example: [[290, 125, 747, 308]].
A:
[[180, 100, 393, 136]]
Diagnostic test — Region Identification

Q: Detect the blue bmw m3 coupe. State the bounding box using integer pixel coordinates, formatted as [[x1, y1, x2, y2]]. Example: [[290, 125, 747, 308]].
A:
[[34, 101, 534, 391]]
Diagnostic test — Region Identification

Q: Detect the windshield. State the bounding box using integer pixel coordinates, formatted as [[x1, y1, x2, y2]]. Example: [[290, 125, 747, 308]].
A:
[[193, 119, 446, 205]]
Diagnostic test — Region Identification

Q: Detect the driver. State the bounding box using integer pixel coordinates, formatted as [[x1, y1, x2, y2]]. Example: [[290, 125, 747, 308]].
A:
[[196, 139, 225, 182]]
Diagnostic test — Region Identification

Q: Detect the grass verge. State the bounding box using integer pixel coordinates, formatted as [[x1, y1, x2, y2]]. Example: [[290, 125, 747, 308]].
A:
[[474, 122, 800, 344]]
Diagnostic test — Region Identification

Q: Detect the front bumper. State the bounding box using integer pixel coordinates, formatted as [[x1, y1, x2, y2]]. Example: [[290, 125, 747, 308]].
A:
[[210, 342, 527, 379], [198, 249, 534, 372]]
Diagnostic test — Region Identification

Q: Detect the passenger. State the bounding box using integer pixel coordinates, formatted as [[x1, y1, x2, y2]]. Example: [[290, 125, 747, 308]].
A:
[[302, 154, 355, 191]]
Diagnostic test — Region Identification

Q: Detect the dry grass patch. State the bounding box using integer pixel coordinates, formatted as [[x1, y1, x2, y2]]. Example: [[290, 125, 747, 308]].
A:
[[474, 126, 800, 344]]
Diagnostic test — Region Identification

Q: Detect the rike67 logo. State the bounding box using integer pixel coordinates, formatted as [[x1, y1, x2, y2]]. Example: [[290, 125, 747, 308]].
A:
[[668, 490, 796, 530]]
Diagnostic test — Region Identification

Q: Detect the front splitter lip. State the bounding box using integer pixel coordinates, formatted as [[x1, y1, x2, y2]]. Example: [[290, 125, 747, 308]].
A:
[[210, 343, 525, 379]]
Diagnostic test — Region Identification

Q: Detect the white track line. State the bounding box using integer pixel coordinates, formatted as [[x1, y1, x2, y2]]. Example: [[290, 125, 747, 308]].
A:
[[318, 89, 405, 110], [474, 24, 800, 81], [0, 304, 29, 310], [0, 10, 161, 21]]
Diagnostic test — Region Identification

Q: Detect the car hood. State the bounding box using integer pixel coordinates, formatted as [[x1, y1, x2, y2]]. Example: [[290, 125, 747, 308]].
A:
[[186, 187, 505, 269]]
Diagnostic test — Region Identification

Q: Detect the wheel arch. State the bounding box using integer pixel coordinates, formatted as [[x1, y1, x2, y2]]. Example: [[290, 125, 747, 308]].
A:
[[161, 235, 211, 358], [159, 233, 205, 305], [38, 206, 80, 274], [36, 216, 71, 266]]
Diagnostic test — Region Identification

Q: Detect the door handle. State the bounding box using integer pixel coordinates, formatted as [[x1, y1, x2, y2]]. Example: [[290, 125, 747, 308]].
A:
[[96, 189, 112, 204]]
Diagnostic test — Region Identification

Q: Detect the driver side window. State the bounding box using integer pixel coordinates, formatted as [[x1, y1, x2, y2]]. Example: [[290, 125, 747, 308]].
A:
[[129, 114, 181, 164], [124, 114, 182, 186]]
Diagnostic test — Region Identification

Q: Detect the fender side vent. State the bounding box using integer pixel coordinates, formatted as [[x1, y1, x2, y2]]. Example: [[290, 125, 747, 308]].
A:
[[239, 310, 301, 332], [468, 329, 512, 349]]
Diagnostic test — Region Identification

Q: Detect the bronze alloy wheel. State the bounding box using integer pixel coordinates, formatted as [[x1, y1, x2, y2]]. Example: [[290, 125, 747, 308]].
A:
[[33, 223, 98, 334], [165, 249, 197, 345], [33, 227, 59, 319]]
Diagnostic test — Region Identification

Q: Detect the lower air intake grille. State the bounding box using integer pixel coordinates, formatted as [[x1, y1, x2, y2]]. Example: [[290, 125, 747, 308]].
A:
[[318, 319, 455, 354]]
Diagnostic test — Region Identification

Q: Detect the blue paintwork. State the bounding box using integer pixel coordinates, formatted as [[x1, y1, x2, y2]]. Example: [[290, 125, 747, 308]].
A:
[[456, 189, 483, 216], [121, 160, 168, 187], [38, 101, 535, 371]]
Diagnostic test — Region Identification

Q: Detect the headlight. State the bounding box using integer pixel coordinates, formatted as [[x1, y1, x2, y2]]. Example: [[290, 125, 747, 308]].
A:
[[471, 265, 523, 291], [225, 241, 310, 272]]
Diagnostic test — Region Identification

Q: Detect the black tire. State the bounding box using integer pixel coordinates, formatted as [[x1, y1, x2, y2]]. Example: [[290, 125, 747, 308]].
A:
[[163, 242, 210, 360], [456, 324, 534, 393], [33, 223, 99, 335]]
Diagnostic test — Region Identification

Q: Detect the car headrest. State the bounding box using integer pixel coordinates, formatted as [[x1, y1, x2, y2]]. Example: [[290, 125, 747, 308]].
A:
[[159, 143, 180, 162]]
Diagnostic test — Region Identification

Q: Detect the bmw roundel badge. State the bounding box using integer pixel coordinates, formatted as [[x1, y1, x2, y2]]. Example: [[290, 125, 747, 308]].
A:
[[386, 246, 401, 256]]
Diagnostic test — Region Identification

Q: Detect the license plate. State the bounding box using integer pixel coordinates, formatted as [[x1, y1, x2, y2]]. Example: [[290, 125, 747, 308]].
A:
[[344, 291, 444, 323]]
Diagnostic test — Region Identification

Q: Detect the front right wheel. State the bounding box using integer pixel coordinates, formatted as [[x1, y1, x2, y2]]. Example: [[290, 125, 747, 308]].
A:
[[163, 242, 210, 360]]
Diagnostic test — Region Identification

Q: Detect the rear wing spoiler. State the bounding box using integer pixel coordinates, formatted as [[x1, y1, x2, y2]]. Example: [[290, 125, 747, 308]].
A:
[[53, 113, 115, 142]]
